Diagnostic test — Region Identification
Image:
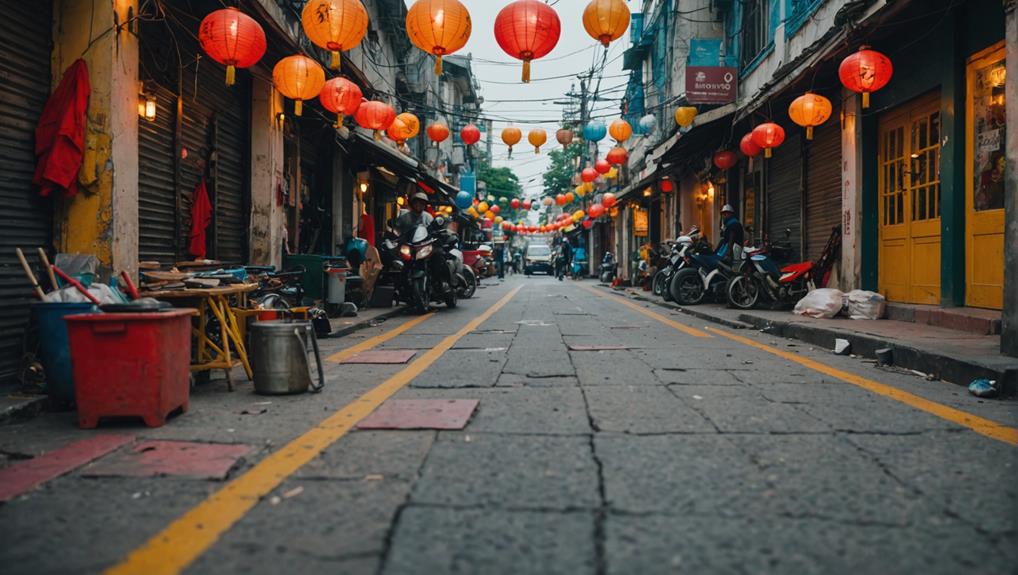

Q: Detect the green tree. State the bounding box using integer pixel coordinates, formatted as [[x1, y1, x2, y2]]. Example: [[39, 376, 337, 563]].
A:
[[477, 162, 522, 203], [541, 142, 582, 200]]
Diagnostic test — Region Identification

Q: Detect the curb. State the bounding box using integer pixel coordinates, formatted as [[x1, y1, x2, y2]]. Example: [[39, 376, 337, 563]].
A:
[[0, 395, 48, 426], [599, 285, 1018, 395]]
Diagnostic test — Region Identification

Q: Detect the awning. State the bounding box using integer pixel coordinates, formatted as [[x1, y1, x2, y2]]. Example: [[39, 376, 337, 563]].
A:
[[337, 128, 458, 205]]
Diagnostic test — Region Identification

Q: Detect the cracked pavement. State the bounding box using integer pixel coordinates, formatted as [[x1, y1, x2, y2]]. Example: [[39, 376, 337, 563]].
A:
[[0, 276, 1016, 574]]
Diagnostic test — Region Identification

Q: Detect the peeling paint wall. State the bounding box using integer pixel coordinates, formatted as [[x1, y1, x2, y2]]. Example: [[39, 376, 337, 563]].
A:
[[51, 0, 139, 279], [249, 75, 286, 268]]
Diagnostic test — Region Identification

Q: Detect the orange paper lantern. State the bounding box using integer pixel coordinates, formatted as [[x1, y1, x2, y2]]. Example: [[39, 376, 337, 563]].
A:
[[582, 0, 630, 47], [319, 77, 363, 126], [301, 0, 368, 70], [272, 55, 325, 116], [502, 127, 522, 154], [386, 112, 420, 144], [406, 0, 472, 75], [355, 100, 396, 140], [674, 106, 697, 127], [839, 47, 893, 109], [608, 119, 632, 143], [528, 128, 547, 153], [788, 92, 833, 140], [494, 0, 561, 83], [427, 121, 450, 144], [199, 8, 266, 86], [750, 123, 785, 158]]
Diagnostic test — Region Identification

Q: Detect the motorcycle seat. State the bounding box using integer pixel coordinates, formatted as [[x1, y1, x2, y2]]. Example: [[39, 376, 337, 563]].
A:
[[781, 261, 813, 274]]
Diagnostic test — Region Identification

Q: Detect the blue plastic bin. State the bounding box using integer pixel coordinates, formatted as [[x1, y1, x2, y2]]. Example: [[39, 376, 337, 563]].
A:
[[32, 302, 98, 405]]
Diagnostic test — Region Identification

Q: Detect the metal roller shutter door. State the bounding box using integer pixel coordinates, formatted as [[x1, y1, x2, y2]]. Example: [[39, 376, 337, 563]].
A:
[[0, 1, 53, 383], [138, 86, 178, 264], [766, 134, 803, 260], [805, 109, 842, 261]]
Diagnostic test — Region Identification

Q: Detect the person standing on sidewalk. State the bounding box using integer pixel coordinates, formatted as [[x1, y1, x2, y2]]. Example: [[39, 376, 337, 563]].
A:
[[717, 204, 744, 264], [493, 226, 506, 280]]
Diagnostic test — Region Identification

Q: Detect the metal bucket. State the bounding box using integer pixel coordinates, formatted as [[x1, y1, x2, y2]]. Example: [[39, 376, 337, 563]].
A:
[[249, 320, 324, 395]]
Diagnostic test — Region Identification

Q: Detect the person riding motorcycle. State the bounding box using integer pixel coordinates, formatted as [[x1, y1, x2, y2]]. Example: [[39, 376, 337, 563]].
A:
[[555, 235, 573, 281], [394, 192, 434, 240]]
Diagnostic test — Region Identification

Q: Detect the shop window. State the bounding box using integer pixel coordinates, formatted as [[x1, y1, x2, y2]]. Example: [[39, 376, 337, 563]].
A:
[[881, 126, 906, 226], [740, 0, 769, 69], [972, 56, 1006, 212], [910, 111, 940, 222]]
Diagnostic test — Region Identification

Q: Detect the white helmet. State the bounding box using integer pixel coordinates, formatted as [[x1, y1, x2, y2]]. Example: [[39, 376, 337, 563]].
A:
[[721, 204, 735, 214]]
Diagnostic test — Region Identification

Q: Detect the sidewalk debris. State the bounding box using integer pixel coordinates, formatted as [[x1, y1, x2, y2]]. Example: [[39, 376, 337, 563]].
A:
[[793, 289, 845, 319], [834, 339, 851, 355], [968, 379, 999, 398]]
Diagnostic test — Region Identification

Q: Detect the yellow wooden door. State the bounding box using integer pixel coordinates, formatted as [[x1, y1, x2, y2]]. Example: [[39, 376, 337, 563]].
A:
[[965, 43, 1006, 309], [878, 93, 942, 304]]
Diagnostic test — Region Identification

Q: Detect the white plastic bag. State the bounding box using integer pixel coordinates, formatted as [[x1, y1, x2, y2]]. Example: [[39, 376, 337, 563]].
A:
[[793, 288, 846, 319], [846, 290, 886, 320]]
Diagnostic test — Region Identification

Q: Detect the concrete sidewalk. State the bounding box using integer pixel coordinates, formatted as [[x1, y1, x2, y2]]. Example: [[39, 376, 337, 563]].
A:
[[609, 286, 1018, 395]]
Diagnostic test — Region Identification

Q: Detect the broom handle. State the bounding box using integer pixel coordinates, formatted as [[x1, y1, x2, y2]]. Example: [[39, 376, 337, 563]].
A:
[[37, 248, 57, 290], [15, 248, 45, 299]]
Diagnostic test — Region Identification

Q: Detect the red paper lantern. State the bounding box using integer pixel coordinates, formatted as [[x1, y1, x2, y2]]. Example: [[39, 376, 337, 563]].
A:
[[606, 146, 628, 165], [354, 100, 396, 140], [490, 204, 501, 215], [426, 121, 450, 144], [839, 47, 893, 109], [601, 192, 616, 209], [588, 203, 605, 219], [582, 219, 593, 230], [594, 159, 611, 174], [740, 133, 762, 158], [511, 198, 520, 209], [713, 150, 737, 170], [523, 199, 532, 210], [494, 0, 561, 83], [581, 168, 598, 183], [199, 8, 266, 86], [555, 194, 567, 206], [461, 124, 481, 146], [319, 77, 362, 126], [660, 179, 674, 193], [750, 123, 785, 158]]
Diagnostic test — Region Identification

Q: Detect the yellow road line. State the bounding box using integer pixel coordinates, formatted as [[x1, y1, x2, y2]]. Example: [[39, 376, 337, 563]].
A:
[[583, 286, 712, 338], [106, 285, 525, 575], [704, 326, 1018, 446], [326, 311, 434, 363]]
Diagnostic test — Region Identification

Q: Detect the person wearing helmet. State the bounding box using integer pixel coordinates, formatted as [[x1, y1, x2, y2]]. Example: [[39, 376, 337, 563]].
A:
[[717, 204, 744, 263], [395, 191, 434, 240]]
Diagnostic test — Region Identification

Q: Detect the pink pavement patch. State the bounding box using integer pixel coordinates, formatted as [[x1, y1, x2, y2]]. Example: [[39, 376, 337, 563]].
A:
[[0, 434, 134, 502], [81, 440, 251, 480], [356, 399, 479, 430], [567, 344, 632, 351], [340, 350, 417, 364]]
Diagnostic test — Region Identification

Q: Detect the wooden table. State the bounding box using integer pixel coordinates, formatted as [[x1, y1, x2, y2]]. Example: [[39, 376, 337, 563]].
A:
[[143, 284, 257, 390]]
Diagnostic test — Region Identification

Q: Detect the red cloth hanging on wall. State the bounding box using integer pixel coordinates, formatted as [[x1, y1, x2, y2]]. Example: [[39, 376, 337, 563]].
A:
[[188, 179, 212, 258], [358, 212, 375, 247], [33, 59, 90, 197]]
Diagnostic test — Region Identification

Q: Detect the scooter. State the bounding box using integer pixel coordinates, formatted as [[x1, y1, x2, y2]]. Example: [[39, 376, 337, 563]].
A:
[[727, 226, 841, 310], [395, 216, 462, 313], [599, 252, 616, 284], [669, 238, 764, 306]]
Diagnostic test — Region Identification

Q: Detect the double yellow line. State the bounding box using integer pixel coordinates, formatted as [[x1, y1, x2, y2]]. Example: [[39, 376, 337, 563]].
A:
[[107, 285, 524, 575]]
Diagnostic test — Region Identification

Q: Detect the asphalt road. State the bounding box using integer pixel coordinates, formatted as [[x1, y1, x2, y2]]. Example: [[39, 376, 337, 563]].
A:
[[1, 275, 1016, 574]]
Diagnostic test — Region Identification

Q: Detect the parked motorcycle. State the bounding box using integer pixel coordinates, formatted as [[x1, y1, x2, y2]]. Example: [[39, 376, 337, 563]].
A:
[[598, 252, 616, 284], [669, 236, 763, 306], [727, 226, 842, 310], [652, 227, 701, 301]]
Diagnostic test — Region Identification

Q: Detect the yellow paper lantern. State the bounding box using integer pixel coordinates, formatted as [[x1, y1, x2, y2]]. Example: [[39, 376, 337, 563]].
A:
[[272, 55, 326, 116], [572, 209, 585, 222], [528, 128, 547, 154], [478, 201, 489, 213], [788, 92, 833, 140], [674, 106, 697, 128], [494, 216, 503, 224], [606, 167, 618, 179], [301, 0, 369, 70], [575, 184, 586, 197], [406, 0, 472, 75], [582, 0, 631, 47]]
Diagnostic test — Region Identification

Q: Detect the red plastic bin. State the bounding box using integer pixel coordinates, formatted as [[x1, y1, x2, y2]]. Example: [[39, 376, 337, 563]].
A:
[[66, 310, 193, 428]]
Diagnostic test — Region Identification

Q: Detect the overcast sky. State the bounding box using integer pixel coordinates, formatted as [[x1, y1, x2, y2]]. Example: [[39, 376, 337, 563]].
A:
[[404, 0, 640, 199]]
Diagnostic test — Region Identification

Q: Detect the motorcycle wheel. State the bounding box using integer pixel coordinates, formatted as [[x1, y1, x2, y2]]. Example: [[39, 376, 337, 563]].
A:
[[460, 267, 477, 299], [669, 269, 705, 305], [444, 288, 457, 308], [727, 275, 760, 310], [652, 270, 669, 297], [411, 276, 430, 314], [661, 273, 675, 302]]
